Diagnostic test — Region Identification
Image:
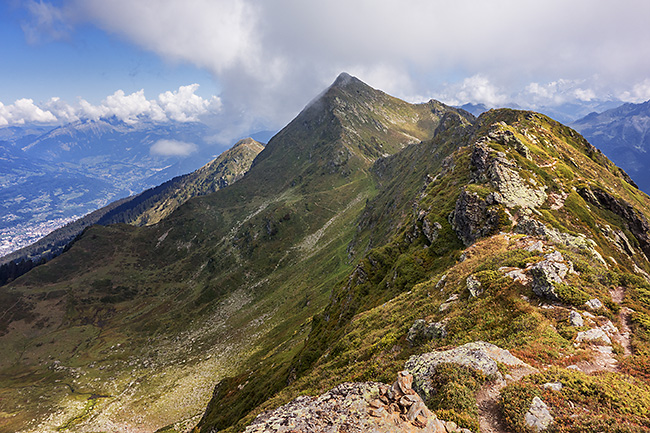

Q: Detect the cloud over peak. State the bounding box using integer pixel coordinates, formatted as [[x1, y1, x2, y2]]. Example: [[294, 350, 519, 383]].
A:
[[15, 0, 650, 132]]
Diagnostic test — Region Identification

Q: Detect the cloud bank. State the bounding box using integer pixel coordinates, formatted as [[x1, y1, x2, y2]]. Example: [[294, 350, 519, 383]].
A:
[[150, 139, 198, 156], [0, 84, 221, 126], [18, 0, 650, 131]]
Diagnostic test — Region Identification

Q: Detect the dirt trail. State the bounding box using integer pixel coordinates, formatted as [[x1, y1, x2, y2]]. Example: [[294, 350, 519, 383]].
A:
[[476, 365, 538, 433], [572, 286, 632, 373], [476, 287, 634, 432], [610, 286, 633, 356]]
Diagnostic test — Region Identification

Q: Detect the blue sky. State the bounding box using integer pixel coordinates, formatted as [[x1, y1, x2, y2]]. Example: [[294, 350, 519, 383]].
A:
[[0, 2, 218, 103], [2, 0, 650, 138]]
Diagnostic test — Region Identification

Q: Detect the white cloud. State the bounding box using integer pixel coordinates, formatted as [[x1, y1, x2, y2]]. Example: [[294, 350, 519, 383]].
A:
[[20, 1, 650, 130], [0, 84, 221, 126], [435, 75, 507, 107], [150, 139, 198, 156], [523, 79, 600, 106], [158, 84, 222, 122], [619, 79, 650, 103], [103, 89, 154, 124], [0, 98, 57, 125], [21, 0, 72, 44]]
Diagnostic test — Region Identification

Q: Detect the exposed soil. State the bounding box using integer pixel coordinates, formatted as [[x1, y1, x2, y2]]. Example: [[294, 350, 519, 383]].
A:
[[476, 365, 539, 433]]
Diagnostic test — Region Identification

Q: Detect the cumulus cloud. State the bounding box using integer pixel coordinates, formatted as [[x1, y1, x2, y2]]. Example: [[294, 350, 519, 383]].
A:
[[0, 98, 57, 125], [20, 0, 650, 129], [158, 84, 222, 122], [436, 75, 508, 107], [150, 139, 198, 156], [0, 84, 221, 126], [619, 79, 650, 103]]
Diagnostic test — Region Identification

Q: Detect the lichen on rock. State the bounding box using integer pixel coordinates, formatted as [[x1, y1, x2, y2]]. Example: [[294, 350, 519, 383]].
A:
[[405, 342, 531, 402], [244, 371, 463, 433], [529, 251, 572, 301], [407, 319, 447, 345], [524, 396, 553, 432]]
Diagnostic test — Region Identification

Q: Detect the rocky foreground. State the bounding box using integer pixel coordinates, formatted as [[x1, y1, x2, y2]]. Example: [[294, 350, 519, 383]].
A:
[[243, 342, 555, 433]]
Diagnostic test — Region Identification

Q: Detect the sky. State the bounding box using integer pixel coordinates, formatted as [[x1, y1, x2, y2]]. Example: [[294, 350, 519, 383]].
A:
[[2, 0, 650, 143]]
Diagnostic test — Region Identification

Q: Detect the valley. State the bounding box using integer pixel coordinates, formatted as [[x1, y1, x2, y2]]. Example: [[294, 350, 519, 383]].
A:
[[1, 74, 650, 433]]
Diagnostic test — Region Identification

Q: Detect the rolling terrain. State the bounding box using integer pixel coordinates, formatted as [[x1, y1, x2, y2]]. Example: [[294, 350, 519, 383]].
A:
[[2, 74, 650, 433]]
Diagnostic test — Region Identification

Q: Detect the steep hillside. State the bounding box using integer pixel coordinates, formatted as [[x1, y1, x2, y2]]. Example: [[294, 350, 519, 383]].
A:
[[572, 100, 650, 192], [0, 74, 467, 433], [196, 110, 650, 433]]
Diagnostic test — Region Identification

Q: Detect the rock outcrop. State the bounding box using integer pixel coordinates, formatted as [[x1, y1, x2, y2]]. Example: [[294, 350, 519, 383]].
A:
[[529, 251, 573, 301], [407, 319, 447, 345], [244, 371, 468, 433], [450, 189, 505, 246], [578, 186, 650, 259], [405, 342, 533, 402]]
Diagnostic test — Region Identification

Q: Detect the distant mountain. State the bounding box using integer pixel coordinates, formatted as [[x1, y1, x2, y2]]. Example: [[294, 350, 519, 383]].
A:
[[0, 118, 222, 255], [0, 137, 264, 269], [572, 100, 650, 191], [458, 102, 489, 116]]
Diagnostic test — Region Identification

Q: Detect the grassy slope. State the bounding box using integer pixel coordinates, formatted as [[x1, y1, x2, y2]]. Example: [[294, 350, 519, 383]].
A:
[[198, 109, 650, 433], [0, 76, 463, 433]]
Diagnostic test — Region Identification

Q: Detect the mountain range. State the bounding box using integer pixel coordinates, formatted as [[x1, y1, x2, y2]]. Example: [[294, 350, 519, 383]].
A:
[[1, 74, 650, 433], [572, 100, 650, 192], [0, 118, 225, 256]]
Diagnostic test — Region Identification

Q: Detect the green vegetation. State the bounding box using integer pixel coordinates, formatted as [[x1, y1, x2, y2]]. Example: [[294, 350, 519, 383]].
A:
[[3, 76, 650, 433], [501, 368, 650, 433]]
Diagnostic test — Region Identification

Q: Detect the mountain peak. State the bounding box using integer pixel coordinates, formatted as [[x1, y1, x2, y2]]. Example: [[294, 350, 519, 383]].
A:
[[332, 72, 355, 87]]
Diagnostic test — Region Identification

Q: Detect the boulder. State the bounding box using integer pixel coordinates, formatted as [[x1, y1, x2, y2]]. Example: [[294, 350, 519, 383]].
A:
[[529, 252, 571, 300], [568, 311, 584, 327], [466, 275, 483, 297], [245, 371, 456, 433], [576, 328, 612, 345], [584, 298, 603, 310], [407, 319, 447, 345], [524, 396, 553, 431], [405, 342, 530, 401]]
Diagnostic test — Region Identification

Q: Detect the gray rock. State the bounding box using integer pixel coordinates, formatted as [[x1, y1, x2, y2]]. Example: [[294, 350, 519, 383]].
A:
[[406, 319, 447, 345], [450, 189, 504, 246], [406, 342, 530, 401], [466, 274, 483, 297], [584, 298, 604, 310], [576, 328, 612, 345], [568, 311, 584, 327], [529, 252, 570, 300], [524, 396, 553, 431], [435, 274, 447, 290], [439, 294, 458, 312], [543, 382, 563, 391], [423, 220, 442, 244], [488, 126, 532, 159], [600, 320, 619, 335], [526, 240, 544, 252], [244, 376, 446, 433], [515, 217, 607, 265]]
